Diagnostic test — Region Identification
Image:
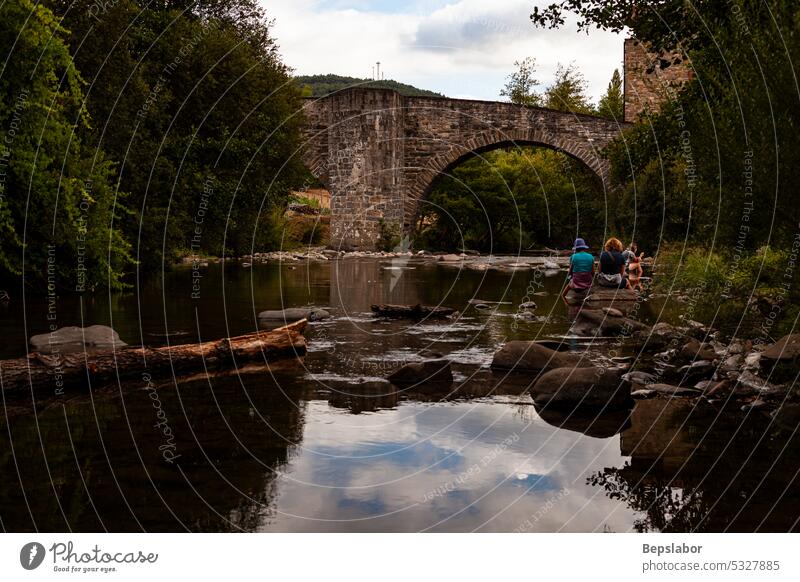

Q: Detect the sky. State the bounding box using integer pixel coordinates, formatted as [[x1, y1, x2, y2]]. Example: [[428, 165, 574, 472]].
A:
[[263, 0, 626, 103]]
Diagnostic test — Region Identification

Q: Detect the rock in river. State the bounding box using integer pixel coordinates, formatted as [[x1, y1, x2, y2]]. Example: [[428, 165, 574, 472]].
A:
[[760, 334, 800, 383], [29, 325, 127, 354], [490, 341, 591, 373], [648, 383, 702, 397], [387, 359, 453, 386], [677, 338, 717, 362], [532, 366, 631, 409], [371, 304, 456, 319], [571, 308, 649, 336], [258, 307, 331, 321]]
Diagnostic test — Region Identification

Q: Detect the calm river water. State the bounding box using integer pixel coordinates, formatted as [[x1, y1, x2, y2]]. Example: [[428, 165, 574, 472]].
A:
[[1, 258, 797, 532]]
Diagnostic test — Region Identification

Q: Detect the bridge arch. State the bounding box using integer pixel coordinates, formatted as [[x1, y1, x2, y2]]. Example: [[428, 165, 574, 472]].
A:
[[403, 128, 610, 232]]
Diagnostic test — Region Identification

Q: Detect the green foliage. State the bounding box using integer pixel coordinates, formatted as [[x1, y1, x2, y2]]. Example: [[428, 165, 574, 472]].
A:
[[597, 69, 623, 120], [655, 245, 799, 336], [289, 195, 321, 209], [376, 219, 401, 252], [47, 0, 307, 270], [415, 148, 604, 252], [530, 0, 731, 54], [0, 0, 132, 291], [295, 74, 443, 98], [500, 58, 542, 106], [543, 63, 594, 114], [603, 1, 800, 251]]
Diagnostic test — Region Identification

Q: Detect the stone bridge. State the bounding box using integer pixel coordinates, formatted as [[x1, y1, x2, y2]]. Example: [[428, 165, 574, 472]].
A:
[[301, 88, 629, 250]]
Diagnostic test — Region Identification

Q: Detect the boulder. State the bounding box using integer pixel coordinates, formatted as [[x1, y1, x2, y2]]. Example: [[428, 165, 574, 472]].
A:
[[531, 340, 571, 353], [29, 325, 127, 354], [744, 351, 762, 369], [439, 254, 463, 262], [638, 322, 681, 350], [387, 359, 453, 385], [571, 308, 649, 336], [564, 288, 589, 306], [721, 354, 743, 372], [622, 370, 659, 386], [490, 341, 591, 373], [677, 338, 717, 362], [258, 307, 331, 321], [584, 288, 638, 310], [532, 366, 631, 409], [760, 334, 800, 383], [676, 360, 716, 383]]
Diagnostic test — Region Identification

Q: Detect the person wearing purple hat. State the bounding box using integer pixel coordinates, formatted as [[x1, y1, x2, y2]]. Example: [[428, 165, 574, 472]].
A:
[[562, 238, 594, 298]]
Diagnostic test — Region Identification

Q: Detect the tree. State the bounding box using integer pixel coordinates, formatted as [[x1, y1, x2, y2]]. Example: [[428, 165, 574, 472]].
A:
[[597, 69, 624, 120], [0, 0, 132, 291], [543, 63, 594, 114], [530, 0, 730, 55], [47, 0, 307, 269], [500, 57, 542, 106]]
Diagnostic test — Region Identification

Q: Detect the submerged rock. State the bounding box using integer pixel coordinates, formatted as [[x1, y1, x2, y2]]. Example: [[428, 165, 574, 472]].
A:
[[532, 366, 631, 409], [258, 307, 331, 321], [371, 304, 456, 319], [387, 359, 453, 386], [29, 325, 127, 354], [490, 341, 591, 373]]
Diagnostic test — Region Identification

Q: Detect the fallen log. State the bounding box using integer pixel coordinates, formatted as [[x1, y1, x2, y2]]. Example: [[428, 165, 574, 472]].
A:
[[0, 320, 307, 395], [371, 303, 456, 319]]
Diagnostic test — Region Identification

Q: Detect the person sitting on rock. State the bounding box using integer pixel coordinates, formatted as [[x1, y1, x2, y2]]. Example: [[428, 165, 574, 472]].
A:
[[627, 252, 644, 291], [562, 238, 594, 299], [622, 242, 638, 266], [597, 237, 631, 289]]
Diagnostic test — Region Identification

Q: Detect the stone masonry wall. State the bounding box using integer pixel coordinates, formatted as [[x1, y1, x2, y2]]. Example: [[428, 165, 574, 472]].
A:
[[624, 38, 693, 123], [303, 89, 627, 249]]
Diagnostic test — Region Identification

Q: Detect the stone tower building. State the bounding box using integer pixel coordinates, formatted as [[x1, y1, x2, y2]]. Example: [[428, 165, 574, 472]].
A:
[[623, 38, 694, 122]]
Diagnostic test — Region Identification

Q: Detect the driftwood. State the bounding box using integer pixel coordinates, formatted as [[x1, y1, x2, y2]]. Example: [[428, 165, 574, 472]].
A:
[[0, 320, 307, 395], [371, 304, 456, 319]]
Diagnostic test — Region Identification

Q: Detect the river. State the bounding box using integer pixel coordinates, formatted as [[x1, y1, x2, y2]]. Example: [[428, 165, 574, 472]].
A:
[[0, 257, 797, 531]]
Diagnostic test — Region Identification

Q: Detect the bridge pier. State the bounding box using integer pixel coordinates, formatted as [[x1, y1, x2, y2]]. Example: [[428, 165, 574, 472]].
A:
[[304, 89, 405, 250]]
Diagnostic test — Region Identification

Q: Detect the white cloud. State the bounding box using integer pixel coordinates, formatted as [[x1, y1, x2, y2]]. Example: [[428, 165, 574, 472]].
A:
[[263, 0, 625, 102]]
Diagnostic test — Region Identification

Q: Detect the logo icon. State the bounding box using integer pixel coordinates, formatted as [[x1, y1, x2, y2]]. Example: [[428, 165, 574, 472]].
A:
[[20, 542, 46, 570]]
